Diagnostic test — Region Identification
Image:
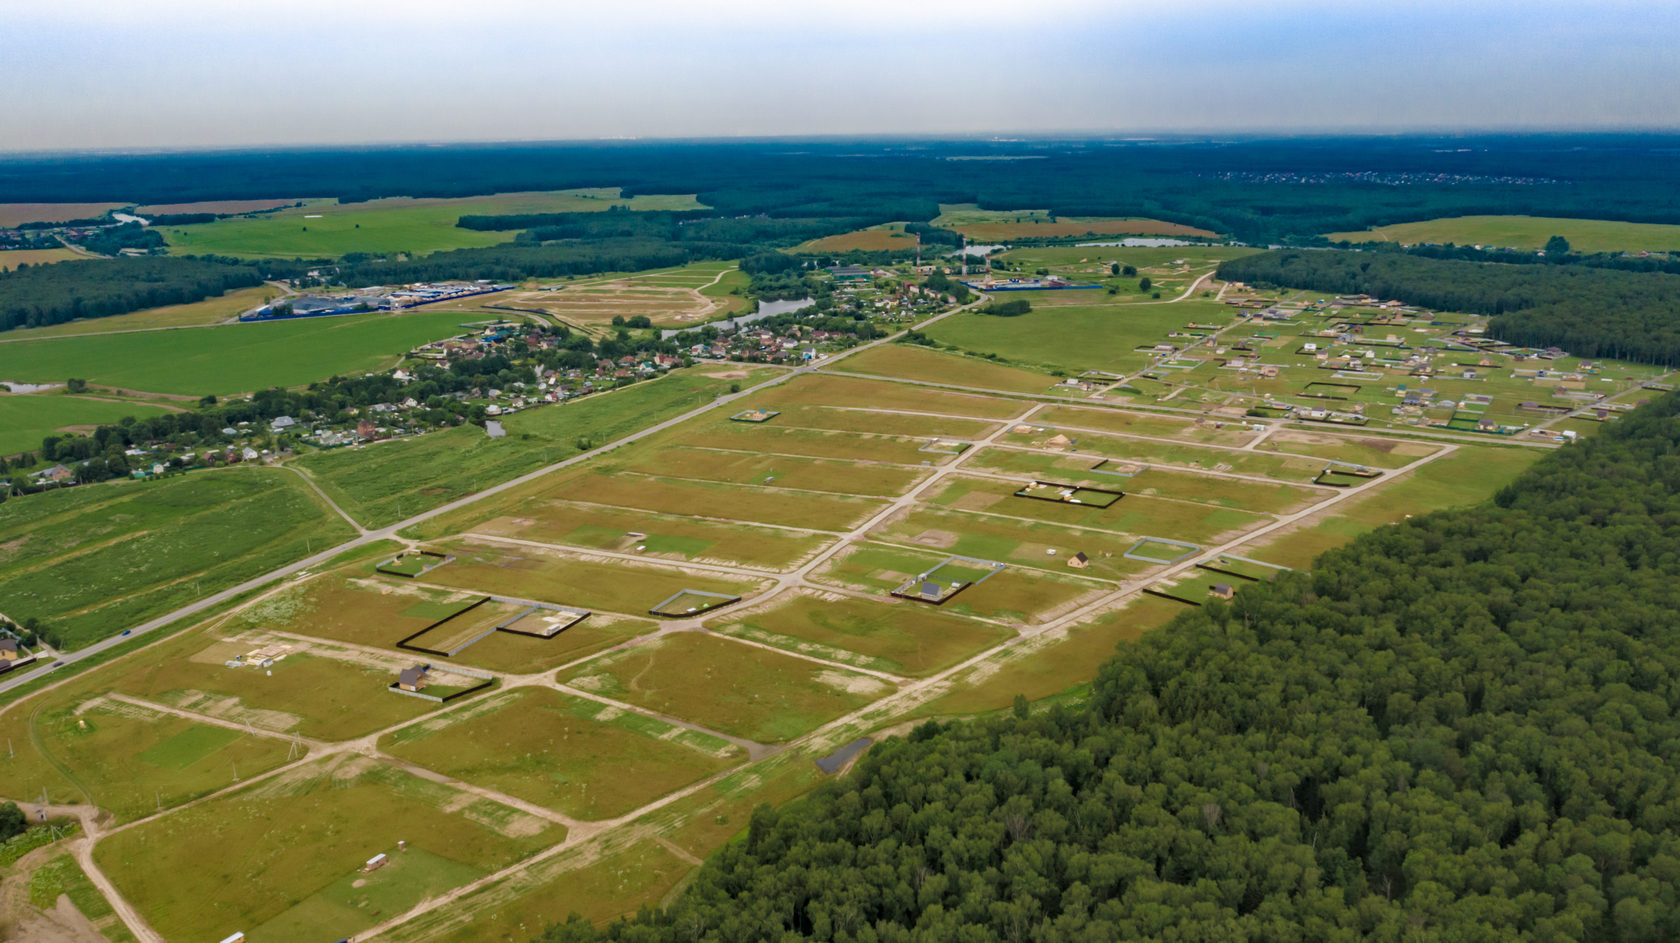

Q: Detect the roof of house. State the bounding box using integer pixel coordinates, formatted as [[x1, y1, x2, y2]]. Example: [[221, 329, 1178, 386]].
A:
[[0, 640, 18, 653], [398, 666, 426, 686], [1070, 552, 1089, 563], [920, 581, 941, 598], [1213, 583, 1233, 594]]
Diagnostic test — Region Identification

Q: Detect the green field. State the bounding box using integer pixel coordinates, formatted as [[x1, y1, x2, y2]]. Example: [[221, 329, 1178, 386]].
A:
[[813, 544, 1102, 624], [0, 310, 471, 396], [712, 590, 1014, 676], [0, 392, 176, 455], [1327, 215, 1680, 253], [835, 344, 1062, 393], [382, 688, 742, 819], [424, 541, 764, 617], [159, 188, 707, 259], [304, 368, 765, 527], [922, 299, 1237, 376], [563, 632, 893, 743], [0, 469, 356, 647]]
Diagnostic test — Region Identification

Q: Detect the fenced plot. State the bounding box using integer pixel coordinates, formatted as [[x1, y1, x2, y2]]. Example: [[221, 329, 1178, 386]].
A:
[[376, 549, 454, 578], [1013, 480, 1124, 508], [1196, 554, 1292, 582], [890, 555, 1007, 605], [650, 589, 742, 618], [731, 408, 780, 423], [1124, 537, 1200, 565], [398, 597, 589, 656]]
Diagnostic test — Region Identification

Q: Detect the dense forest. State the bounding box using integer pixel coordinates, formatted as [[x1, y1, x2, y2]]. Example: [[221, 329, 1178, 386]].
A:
[[1218, 250, 1680, 365], [6, 136, 1680, 244], [0, 256, 278, 330], [540, 393, 1680, 943]]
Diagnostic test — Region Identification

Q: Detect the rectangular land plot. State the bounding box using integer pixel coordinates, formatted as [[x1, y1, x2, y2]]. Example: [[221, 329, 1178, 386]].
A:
[[869, 507, 1152, 580], [764, 403, 1000, 439], [471, 503, 827, 571], [1014, 480, 1125, 508], [615, 446, 929, 497], [832, 344, 1061, 394], [546, 471, 884, 532], [0, 698, 294, 825], [710, 590, 1014, 677], [752, 373, 1024, 420], [425, 539, 767, 616], [381, 688, 743, 819], [1261, 430, 1441, 469], [95, 755, 561, 943], [396, 597, 530, 655], [109, 642, 440, 741], [925, 475, 1270, 541], [1032, 405, 1263, 446], [242, 576, 482, 649], [450, 612, 654, 674], [813, 544, 1104, 625], [675, 417, 953, 465], [650, 589, 742, 618], [989, 429, 1326, 482], [562, 632, 894, 743]]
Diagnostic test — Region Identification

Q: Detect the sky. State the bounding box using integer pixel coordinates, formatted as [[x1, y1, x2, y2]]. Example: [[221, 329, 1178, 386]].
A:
[[2, 0, 1677, 152]]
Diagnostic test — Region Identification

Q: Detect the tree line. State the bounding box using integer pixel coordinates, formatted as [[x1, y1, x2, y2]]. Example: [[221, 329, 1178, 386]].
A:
[[0, 256, 291, 332], [1218, 249, 1680, 364], [540, 390, 1680, 943]]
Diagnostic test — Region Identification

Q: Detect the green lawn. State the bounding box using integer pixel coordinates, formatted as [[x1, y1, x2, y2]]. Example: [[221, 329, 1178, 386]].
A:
[[1327, 215, 1680, 253], [0, 468, 355, 647], [305, 369, 761, 528], [0, 392, 176, 455], [159, 188, 707, 259], [0, 311, 472, 396], [922, 299, 1236, 376]]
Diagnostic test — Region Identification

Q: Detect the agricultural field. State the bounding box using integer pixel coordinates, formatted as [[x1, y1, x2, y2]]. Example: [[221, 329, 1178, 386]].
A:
[[793, 222, 918, 252], [0, 203, 125, 227], [494, 262, 747, 331], [921, 299, 1239, 376], [0, 247, 82, 270], [135, 198, 302, 215], [0, 391, 178, 456], [932, 205, 1220, 241], [1, 284, 283, 338], [0, 309, 470, 396], [833, 343, 1062, 394], [158, 188, 707, 259], [1326, 214, 1680, 253]]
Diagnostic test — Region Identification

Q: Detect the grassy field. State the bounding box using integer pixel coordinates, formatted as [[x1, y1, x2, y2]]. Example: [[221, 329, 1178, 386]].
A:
[[538, 470, 884, 532], [671, 416, 944, 465], [870, 507, 1151, 581], [812, 544, 1103, 625], [922, 299, 1237, 376], [96, 756, 561, 943], [932, 205, 1219, 241], [242, 575, 477, 649], [712, 590, 1014, 677], [467, 502, 828, 571], [425, 540, 765, 616], [924, 475, 1268, 542], [135, 198, 301, 215], [1327, 215, 1680, 253], [835, 344, 1062, 393], [30, 853, 137, 942], [159, 188, 706, 259], [382, 688, 742, 819], [0, 310, 470, 396], [0, 248, 83, 270], [2, 284, 283, 338], [0, 203, 124, 227], [302, 368, 764, 527], [0, 697, 294, 823], [793, 223, 918, 253], [755, 373, 1023, 420], [0, 391, 177, 455], [0, 469, 356, 648], [614, 445, 929, 497], [563, 632, 893, 743]]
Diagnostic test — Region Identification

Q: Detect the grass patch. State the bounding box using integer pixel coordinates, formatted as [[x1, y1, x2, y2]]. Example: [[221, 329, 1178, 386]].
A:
[[1327, 214, 1680, 254], [813, 544, 1101, 624], [713, 590, 1013, 676], [0, 391, 176, 456], [836, 344, 1060, 394]]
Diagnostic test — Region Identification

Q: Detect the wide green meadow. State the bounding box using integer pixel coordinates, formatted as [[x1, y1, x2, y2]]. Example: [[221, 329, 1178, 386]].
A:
[[159, 188, 706, 259], [1327, 214, 1680, 253], [0, 391, 176, 455], [0, 310, 472, 396]]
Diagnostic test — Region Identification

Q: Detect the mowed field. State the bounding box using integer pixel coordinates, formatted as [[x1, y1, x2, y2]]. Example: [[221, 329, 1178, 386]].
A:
[[159, 188, 707, 258], [0, 248, 83, 270], [932, 204, 1219, 241], [1, 284, 283, 338], [498, 263, 747, 329], [1327, 215, 1680, 253], [0, 309, 470, 395], [793, 223, 918, 253], [0, 203, 125, 226], [0, 391, 177, 456]]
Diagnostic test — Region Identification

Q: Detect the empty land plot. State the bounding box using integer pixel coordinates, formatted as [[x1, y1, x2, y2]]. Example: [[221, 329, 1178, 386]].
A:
[[833, 344, 1061, 394], [911, 595, 1187, 717], [755, 373, 1024, 420], [1, 284, 285, 338], [0, 247, 82, 270], [924, 475, 1270, 541], [793, 223, 918, 252], [767, 403, 1000, 439], [812, 544, 1103, 625], [451, 612, 653, 674], [96, 755, 560, 943], [399, 598, 530, 654], [1261, 430, 1441, 469], [1327, 215, 1680, 254], [674, 418, 942, 465], [711, 590, 1015, 677], [109, 641, 438, 740], [495, 282, 722, 329], [550, 471, 882, 531], [0, 698, 292, 824], [1032, 405, 1262, 445], [425, 540, 765, 616], [563, 632, 894, 743], [922, 301, 1234, 376], [471, 503, 827, 571], [243, 575, 480, 649], [993, 428, 1326, 481], [1119, 467, 1324, 514], [0, 392, 176, 456], [869, 507, 1151, 580], [0, 469, 356, 649], [0, 310, 470, 396], [615, 445, 929, 496], [381, 687, 742, 819]]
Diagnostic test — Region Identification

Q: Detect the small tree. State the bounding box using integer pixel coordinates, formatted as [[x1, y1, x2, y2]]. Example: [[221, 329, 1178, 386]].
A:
[[1544, 235, 1572, 255], [66, 378, 87, 394], [0, 801, 25, 842], [1122, 265, 1137, 277], [1110, 262, 1120, 276], [1139, 276, 1153, 292]]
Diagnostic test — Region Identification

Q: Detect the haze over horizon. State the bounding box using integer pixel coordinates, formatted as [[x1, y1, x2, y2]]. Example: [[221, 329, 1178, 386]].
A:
[[2, 0, 1678, 152]]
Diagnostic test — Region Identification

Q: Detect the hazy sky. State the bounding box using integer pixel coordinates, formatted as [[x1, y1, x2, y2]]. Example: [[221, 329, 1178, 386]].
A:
[[3, 0, 1677, 151]]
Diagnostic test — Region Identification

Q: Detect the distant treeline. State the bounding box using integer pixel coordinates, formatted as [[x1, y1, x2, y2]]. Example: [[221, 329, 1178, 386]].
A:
[[10, 136, 1680, 244], [75, 222, 163, 257], [0, 257, 285, 331], [1401, 242, 1680, 276], [336, 238, 751, 286], [1218, 249, 1680, 365], [537, 387, 1680, 943]]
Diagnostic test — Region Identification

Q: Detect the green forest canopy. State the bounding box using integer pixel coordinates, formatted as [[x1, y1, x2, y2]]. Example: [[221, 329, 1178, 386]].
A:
[[543, 393, 1680, 942]]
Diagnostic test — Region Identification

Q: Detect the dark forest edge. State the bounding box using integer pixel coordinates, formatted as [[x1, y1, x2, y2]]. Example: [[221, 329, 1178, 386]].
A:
[[1217, 249, 1680, 365], [537, 390, 1680, 943]]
